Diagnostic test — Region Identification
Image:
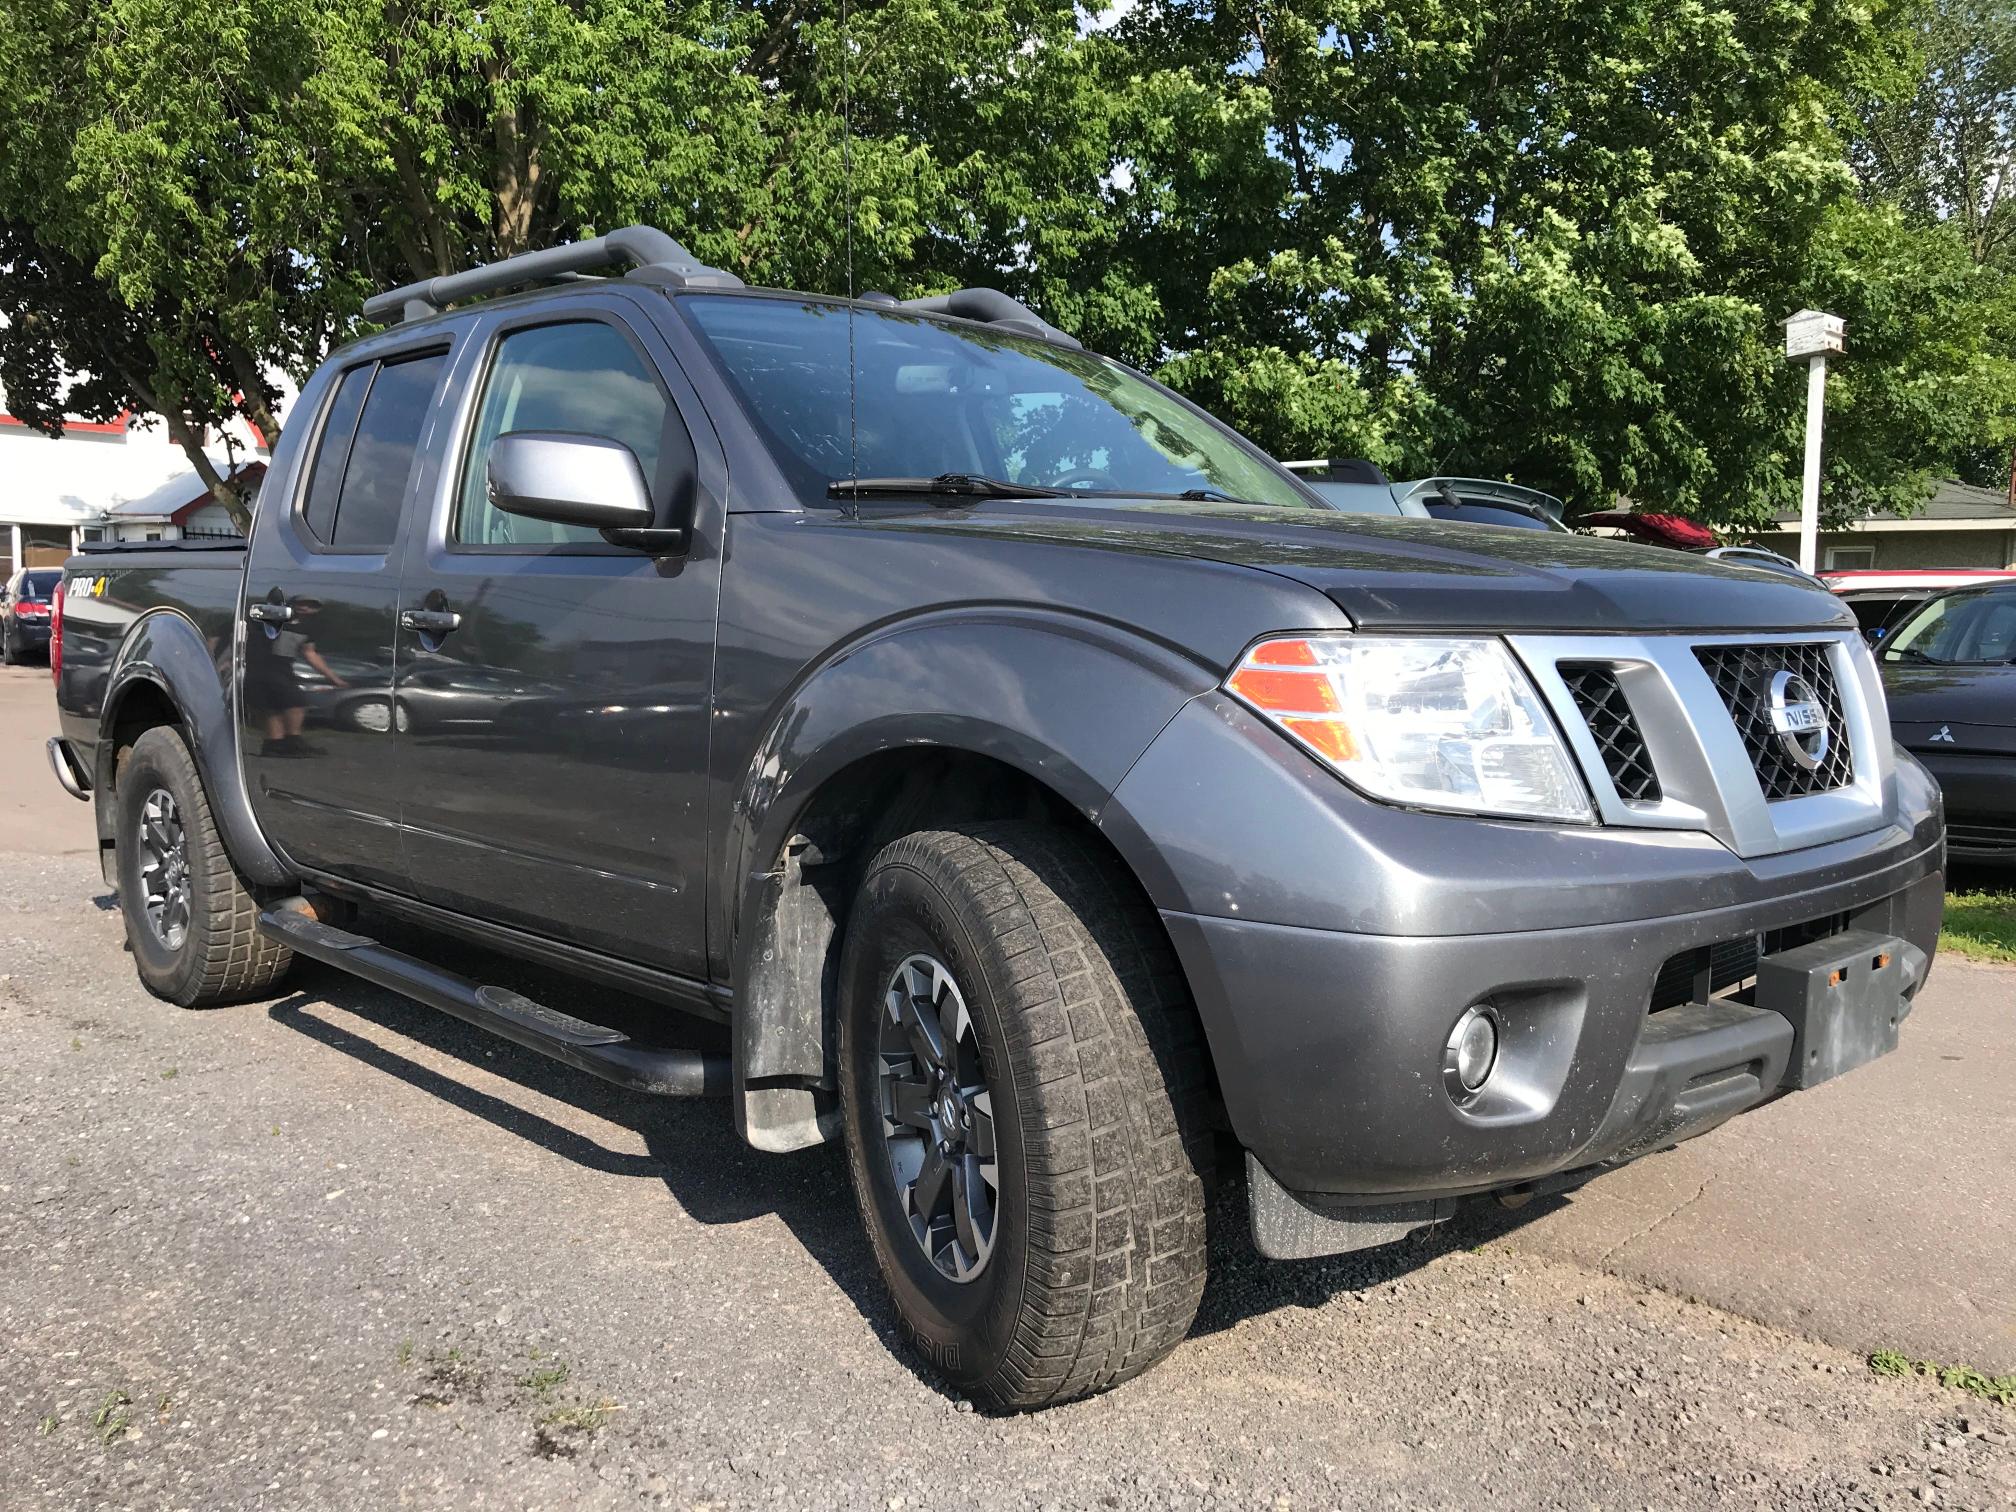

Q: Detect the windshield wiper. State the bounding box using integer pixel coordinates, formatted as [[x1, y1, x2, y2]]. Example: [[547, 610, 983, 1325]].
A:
[[1177, 488, 1266, 505], [828, 473, 1070, 501]]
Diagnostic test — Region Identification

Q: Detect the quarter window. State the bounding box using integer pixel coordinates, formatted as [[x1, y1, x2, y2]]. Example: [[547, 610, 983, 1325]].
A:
[[456, 322, 674, 546]]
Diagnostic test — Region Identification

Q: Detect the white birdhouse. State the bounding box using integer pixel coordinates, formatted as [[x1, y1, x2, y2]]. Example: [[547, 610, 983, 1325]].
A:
[[1780, 310, 1847, 361]]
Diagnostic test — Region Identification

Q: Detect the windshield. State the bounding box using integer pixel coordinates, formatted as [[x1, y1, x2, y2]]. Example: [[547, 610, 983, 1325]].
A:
[[18, 570, 60, 601], [682, 295, 1315, 508], [1884, 588, 2016, 664]]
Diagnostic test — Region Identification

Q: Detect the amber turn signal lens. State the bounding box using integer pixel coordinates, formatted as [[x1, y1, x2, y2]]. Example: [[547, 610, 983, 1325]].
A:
[[1224, 638, 1359, 762]]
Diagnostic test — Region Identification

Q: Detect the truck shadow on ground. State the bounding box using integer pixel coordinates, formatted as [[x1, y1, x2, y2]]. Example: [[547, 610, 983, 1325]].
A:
[[262, 915, 1566, 1398]]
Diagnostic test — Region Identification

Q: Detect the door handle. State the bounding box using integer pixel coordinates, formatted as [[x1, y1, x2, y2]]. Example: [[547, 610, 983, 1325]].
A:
[[399, 608, 462, 634], [246, 602, 292, 624]]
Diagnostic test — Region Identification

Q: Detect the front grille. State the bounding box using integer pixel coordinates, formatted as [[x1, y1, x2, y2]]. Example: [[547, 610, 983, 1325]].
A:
[[1948, 821, 2016, 856], [1559, 664, 1661, 801], [1694, 642, 1855, 800]]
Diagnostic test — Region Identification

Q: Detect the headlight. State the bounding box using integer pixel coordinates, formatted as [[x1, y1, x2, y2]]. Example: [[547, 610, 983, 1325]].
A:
[[1225, 634, 1594, 823]]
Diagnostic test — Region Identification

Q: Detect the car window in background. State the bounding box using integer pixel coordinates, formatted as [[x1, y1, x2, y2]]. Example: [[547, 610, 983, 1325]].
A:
[[1884, 589, 2016, 664], [20, 570, 61, 600], [1424, 501, 1556, 530], [455, 321, 674, 547], [1298, 479, 1406, 515], [683, 295, 1313, 509], [1844, 593, 1927, 636]]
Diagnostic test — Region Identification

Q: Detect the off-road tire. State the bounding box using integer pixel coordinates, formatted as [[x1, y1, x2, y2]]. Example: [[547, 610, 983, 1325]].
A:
[[837, 821, 1212, 1410], [115, 725, 293, 1006]]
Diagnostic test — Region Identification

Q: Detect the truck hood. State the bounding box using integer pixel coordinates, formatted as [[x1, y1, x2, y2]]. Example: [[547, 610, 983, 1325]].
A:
[[890, 502, 1852, 633]]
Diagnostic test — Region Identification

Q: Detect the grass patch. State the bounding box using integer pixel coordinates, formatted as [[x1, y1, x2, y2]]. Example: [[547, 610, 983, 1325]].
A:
[[411, 1346, 486, 1408], [1940, 888, 2016, 963], [1870, 1348, 2016, 1405], [531, 1398, 618, 1459], [92, 1389, 130, 1444], [518, 1360, 571, 1399]]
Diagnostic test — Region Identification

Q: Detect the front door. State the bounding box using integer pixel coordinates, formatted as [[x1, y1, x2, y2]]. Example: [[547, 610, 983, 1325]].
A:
[[241, 343, 455, 889], [394, 302, 721, 977]]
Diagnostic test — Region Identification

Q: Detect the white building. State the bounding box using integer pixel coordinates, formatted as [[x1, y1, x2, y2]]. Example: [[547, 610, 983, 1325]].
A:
[[0, 383, 291, 575]]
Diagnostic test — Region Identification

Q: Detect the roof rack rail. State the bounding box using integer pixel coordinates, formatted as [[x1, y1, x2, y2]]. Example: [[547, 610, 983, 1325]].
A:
[[896, 288, 1080, 349], [362, 225, 743, 324]]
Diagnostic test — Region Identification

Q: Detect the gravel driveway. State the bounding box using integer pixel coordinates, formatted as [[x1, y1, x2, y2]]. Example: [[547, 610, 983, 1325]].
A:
[[3, 834, 2012, 1510]]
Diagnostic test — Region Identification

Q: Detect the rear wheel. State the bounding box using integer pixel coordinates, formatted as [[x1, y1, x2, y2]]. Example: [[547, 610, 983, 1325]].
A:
[[837, 821, 1211, 1410], [115, 725, 293, 1006]]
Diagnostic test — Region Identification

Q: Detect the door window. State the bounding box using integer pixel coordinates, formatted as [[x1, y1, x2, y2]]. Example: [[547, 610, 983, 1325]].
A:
[[455, 322, 674, 546], [298, 352, 448, 550]]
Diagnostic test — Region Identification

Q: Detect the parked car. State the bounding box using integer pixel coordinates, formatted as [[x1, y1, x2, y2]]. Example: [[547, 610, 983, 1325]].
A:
[[1878, 581, 2016, 861], [1, 566, 62, 664], [46, 228, 1944, 1410], [1822, 569, 2016, 641], [1403, 477, 1570, 532], [1580, 511, 1824, 586], [1281, 459, 1570, 530]]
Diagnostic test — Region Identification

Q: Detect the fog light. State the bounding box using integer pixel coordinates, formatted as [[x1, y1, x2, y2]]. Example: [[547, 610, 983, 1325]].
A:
[[1445, 1007, 1500, 1101]]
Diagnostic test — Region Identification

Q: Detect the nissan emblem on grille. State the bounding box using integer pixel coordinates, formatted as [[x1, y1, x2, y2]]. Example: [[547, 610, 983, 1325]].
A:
[[1767, 670, 1830, 771], [1692, 641, 1856, 802]]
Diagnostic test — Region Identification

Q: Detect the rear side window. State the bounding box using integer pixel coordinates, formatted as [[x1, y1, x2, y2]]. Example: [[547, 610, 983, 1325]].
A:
[[301, 365, 372, 541], [454, 321, 675, 547], [298, 351, 448, 550]]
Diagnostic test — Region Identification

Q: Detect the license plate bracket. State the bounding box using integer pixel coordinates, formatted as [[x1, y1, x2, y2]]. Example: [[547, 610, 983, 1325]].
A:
[[1755, 928, 1923, 1090]]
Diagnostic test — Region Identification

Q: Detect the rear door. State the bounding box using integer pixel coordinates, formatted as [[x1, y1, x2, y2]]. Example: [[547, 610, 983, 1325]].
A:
[[240, 338, 457, 889], [392, 293, 724, 976]]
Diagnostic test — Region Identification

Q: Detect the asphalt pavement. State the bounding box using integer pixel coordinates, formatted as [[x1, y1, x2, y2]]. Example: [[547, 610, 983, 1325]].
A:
[[2, 662, 2012, 1508]]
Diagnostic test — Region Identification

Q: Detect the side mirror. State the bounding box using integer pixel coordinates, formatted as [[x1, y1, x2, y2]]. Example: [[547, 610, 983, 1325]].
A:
[[486, 432, 657, 534]]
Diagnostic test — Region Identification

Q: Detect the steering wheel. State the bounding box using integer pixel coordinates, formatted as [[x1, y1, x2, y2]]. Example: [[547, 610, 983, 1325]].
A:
[[1048, 468, 1122, 494]]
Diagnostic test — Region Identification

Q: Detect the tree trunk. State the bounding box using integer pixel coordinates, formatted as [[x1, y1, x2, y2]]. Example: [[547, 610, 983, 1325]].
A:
[[487, 54, 541, 258], [168, 420, 254, 535], [117, 367, 256, 535]]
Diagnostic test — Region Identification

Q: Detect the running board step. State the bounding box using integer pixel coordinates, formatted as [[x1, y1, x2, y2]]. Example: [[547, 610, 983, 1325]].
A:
[[258, 908, 729, 1097]]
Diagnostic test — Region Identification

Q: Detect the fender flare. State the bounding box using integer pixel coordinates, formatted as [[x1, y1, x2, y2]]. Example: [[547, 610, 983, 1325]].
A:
[[722, 607, 1218, 1149], [97, 609, 293, 888]]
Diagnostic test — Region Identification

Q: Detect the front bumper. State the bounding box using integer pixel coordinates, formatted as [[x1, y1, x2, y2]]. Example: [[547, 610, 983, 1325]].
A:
[[1103, 682, 1946, 1256], [1164, 839, 1942, 1207]]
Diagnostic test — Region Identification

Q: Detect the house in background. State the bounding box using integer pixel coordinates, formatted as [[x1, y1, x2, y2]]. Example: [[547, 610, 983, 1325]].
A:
[[0, 378, 290, 575], [1752, 479, 2016, 571]]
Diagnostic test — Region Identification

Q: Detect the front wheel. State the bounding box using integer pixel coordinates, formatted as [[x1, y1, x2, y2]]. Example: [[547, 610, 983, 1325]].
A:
[[115, 725, 293, 1006], [837, 822, 1212, 1410]]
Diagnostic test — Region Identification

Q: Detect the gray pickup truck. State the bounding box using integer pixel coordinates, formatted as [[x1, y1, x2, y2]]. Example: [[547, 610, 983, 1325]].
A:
[[47, 228, 1945, 1409]]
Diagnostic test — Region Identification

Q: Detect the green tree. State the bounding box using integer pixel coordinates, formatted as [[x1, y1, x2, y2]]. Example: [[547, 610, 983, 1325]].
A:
[[0, 0, 1105, 522], [1067, 0, 2014, 526], [1846, 0, 2016, 496]]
